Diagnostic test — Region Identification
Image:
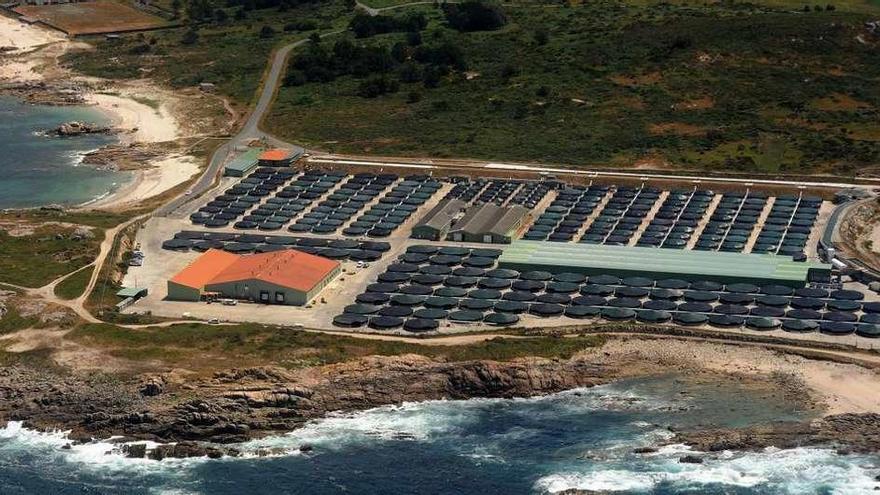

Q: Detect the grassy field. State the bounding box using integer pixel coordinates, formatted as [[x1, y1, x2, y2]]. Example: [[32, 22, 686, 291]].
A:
[[264, 1, 880, 175], [0, 226, 104, 288], [54, 266, 94, 301], [68, 322, 605, 370]]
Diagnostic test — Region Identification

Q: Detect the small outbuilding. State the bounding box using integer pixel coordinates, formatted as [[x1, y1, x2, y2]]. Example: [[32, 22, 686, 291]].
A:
[[447, 203, 529, 244]]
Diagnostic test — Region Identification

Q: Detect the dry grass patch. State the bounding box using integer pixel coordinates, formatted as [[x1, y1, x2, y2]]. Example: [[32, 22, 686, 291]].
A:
[[673, 96, 715, 111], [609, 71, 662, 87], [810, 93, 873, 111], [649, 122, 707, 136]]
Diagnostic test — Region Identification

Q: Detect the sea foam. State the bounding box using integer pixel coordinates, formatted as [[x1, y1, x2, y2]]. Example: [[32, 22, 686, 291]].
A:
[[534, 447, 880, 494]]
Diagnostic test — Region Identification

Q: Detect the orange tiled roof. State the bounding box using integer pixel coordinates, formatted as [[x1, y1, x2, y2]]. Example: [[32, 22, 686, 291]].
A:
[[207, 249, 339, 292], [259, 149, 294, 161], [169, 249, 240, 289]]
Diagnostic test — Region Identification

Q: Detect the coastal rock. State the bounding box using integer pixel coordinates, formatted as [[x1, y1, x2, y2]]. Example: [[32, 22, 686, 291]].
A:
[[122, 443, 147, 458], [678, 455, 704, 464], [72, 226, 95, 241], [53, 121, 112, 137], [632, 447, 658, 454], [139, 376, 166, 397]]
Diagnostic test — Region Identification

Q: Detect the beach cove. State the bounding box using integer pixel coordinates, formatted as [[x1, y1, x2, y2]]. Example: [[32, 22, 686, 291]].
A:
[[0, 15, 204, 210]]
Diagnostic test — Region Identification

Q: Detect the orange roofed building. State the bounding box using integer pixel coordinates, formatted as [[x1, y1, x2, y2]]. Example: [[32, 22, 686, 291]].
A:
[[167, 249, 340, 305]]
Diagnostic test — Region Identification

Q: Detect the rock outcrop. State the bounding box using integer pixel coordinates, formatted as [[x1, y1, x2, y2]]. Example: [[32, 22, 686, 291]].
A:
[[52, 121, 112, 137], [673, 413, 880, 454]]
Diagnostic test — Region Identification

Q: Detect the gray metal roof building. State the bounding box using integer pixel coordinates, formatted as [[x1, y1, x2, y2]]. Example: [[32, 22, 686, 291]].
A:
[[447, 203, 530, 244], [411, 199, 466, 240], [498, 240, 832, 287], [224, 148, 263, 177]]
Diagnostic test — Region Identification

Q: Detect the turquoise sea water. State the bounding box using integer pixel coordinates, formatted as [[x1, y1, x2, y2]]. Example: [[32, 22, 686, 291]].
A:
[[0, 96, 127, 208], [0, 375, 877, 494]]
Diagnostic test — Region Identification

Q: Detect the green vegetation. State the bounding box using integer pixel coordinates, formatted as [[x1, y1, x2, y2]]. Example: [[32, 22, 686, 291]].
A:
[[63, 0, 880, 175], [0, 210, 128, 230], [358, 0, 420, 8], [54, 266, 94, 301], [63, 0, 353, 104], [265, 0, 880, 175], [0, 306, 39, 335], [0, 226, 103, 288], [68, 322, 605, 369]]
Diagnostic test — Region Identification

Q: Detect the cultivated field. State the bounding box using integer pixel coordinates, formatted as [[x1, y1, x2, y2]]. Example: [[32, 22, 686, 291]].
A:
[[14, 1, 165, 36]]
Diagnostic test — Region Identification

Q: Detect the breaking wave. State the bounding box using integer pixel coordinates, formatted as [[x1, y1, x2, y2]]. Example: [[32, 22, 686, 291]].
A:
[[534, 447, 880, 494]]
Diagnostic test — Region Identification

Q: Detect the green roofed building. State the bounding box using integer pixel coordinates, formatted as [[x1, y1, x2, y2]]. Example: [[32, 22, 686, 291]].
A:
[[498, 241, 832, 287], [224, 148, 263, 177]]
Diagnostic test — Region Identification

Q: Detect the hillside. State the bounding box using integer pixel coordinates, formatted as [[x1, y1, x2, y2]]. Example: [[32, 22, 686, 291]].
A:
[[65, 0, 880, 174]]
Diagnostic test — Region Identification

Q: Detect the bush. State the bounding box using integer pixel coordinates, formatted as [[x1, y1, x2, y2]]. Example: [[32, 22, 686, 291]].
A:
[[259, 25, 276, 38], [284, 20, 317, 31], [442, 1, 506, 32], [398, 62, 422, 83], [128, 43, 151, 55], [349, 12, 427, 38], [358, 75, 399, 98], [181, 29, 199, 45], [413, 42, 467, 70]]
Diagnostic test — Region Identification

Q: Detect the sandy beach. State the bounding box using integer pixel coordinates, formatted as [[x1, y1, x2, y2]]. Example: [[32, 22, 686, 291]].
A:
[[87, 154, 199, 208], [0, 15, 62, 54], [85, 90, 180, 144]]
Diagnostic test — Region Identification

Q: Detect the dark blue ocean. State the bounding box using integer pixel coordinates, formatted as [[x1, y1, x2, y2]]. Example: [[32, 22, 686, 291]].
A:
[[0, 375, 876, 494], [0, 96, 126, 208]]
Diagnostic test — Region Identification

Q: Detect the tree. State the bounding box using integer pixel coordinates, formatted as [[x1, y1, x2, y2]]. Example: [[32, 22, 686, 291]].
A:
[[171, 0, 182, 17], [214, 8, 229, 23], [259, 25, 276, 38], [422, 65, 441, 88], [398, 62, 422, 83], [185, 0, 213, 22], [309, 32, 321, 44], [181, 28, 199, 45], [407, 91, 422, 103], [406, 31, 422, 46], [533, 28, 548, 45], [358, 76, 399, 98], [442, 1, 506, 32]]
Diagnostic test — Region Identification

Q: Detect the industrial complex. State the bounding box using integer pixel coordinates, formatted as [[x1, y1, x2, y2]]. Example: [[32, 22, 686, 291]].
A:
[[115, 146, 880, 346]]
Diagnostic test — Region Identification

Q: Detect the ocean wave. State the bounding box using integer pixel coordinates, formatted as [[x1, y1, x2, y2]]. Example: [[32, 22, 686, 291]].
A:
[[0, 421, 206, 473], [240, 399, 482, 455], [534, 447, 879, 494]]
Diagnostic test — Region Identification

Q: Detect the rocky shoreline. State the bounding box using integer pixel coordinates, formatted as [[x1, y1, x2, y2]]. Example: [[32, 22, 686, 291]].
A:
[[0, 81, 90, 106], [671, 413, 880, 455], [0, 355, 615, 459], [1, 350, 879, 461]]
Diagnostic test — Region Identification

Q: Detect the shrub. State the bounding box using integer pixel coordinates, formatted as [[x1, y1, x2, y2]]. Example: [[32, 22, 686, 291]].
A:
[[358, 75, 399, 98], [442, 1, 506, 32]]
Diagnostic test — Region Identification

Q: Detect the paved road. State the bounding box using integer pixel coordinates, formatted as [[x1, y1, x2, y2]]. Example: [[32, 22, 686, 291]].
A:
[[355, 0, 447, 16], [310, 155, 877, 190], [155, 37, 315, 217]]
